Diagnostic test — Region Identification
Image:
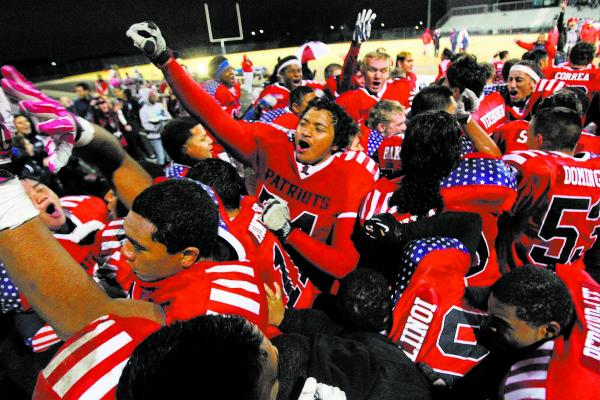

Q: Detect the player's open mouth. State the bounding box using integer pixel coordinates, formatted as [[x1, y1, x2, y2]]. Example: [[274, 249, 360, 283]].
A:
[[297, 139, 310, 153], [371, 80, 382, 90], [45, 203, 61, 218], [292, 79, 302, 85], [509, 89, 518, 98]]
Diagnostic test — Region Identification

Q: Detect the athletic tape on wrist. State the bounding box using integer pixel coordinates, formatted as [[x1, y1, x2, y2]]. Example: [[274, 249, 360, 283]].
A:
[[0, 178, 39, 231], [74, 117, 94, 147]]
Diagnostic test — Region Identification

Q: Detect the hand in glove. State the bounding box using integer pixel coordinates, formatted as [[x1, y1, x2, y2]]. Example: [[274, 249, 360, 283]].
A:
[[298, 377, 347, 400], [126, 21, 171, 66], [261, 196, 291, 240], [0, 169, 39, 231], [353, 9, 376, 44], [364, 213, 403, 242], [455, 88, 480, 124]]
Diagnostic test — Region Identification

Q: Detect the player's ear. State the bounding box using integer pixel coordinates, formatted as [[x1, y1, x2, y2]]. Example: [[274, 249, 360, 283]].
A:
[[180, 247, 200, 268], [291, 103, 300, 115], [376, 122, 386, 134], [452, 87, 461, 101], [542, 321, 561, 339]]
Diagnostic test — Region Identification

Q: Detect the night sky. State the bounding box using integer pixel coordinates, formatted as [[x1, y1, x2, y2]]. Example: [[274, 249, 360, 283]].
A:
[[2, 1, 446, 61]]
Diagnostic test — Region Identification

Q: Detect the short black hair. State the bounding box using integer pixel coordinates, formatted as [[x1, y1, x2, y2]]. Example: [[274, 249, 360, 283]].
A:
[[271, 333, 309, 400], [187, 158, 244, 210], [569, 41, 596, 66], [337, 269, 391, 331], [499, 50, 509, 60], [117, 315, 269, 400], [389, 111, 462, 216], [410, 85, 454, 117], [75, 82, 90, 91], [289, 86, 315, 108], [480, 62, 495, 81], [531, 107, 582, 151], [324, 63, 342, 79], [208, 55, 229, 79], [442, 48, 453, 60], [446, 54, 487, 97], [502, 58, 520, 82], [160, 117, 199, 165], [522, 49, 548, 68], [491, 265, 574, 331], [537, 88, 589, 117], [131, 179, 218, 255], [300, 98, 357, 152]]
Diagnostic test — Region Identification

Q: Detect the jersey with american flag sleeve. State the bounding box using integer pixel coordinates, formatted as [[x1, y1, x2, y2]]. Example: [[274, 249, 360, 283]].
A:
[[33, 314, 160, 400], [201, 79, 241, 117], [129, 260, 268, 332], [388, 238, 489, 382], [255, 81, 325, 111]]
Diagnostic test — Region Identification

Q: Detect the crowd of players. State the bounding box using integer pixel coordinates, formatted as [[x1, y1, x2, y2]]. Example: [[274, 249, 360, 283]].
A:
[[0, 3, 599, 399]]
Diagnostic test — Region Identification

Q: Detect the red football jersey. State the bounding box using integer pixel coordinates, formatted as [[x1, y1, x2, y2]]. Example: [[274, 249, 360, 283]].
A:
[[376, 134, 404, 177], [201, 79, 241, 117], [359, 154, 517, 286], [129, 260, 268, 332], [335, 79, 412, 124], [544, 66, 600, 98], [34, 314, 160, 400], [388, 238, 489, 380], [499, 150, 600, 270], [255, 81, 325, 111], [575, 131, 600, 155], [229, 196, 319, 309], [472, 92, 506, 135], [492, 120, 530, 155], [499, 264, 600, 400], [94, 219, 135, 295]]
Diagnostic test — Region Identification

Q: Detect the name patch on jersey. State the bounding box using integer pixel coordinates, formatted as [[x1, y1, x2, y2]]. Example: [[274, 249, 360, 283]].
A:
[[554, 72, 590, 81], [399, 297, 438, 361], [383, 146, 401, 161], [264, 168, 331, 209], [563, 166, 600, 188], [582, 286, 600, 365], [479, 105, 505, 129]]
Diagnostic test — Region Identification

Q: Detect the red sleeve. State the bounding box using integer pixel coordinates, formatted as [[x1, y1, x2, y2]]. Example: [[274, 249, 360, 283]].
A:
[[160, 58, 258, 164], [545, 41, 557, 67], [502, 153, 552, 216], [515, 40, 535, 51], [339, 41, 362, 94], [286, 217, 359, 279]]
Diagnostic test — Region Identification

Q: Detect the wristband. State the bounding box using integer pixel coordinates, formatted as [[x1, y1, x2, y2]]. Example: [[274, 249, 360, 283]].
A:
[[0, 177, 39, 231]]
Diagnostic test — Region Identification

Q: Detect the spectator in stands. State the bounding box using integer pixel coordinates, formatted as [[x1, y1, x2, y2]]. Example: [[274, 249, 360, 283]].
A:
[[492, 51, 510, 83], [450, 28, 458, 53], [73, 82, 93, 120], [458, 27, 470, 53], [139, 89, 172, 165], [433, 29, 441, 57], [95, 74, 109, 97]]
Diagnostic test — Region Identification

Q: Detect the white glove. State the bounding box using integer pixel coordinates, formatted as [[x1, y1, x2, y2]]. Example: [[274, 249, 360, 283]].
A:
[[0, 170, 39, 231], [126, 21, 170, 65], [353, 9, 376, 44], [298, 377, 347, 400], [455, 88, 480, 124], [261, 196, 291, 240]]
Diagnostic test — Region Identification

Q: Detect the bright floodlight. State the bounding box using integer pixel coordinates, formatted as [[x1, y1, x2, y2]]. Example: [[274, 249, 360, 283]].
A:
[[259, 29, 264, 33], [251, 31, 256, 35], [330, 25, 334, 30], [381, 23, 385, 27]]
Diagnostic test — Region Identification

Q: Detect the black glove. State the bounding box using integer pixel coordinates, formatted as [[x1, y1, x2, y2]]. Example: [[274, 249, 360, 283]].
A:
[[126, 21, 172, 66], [364, 213, 403, 242]]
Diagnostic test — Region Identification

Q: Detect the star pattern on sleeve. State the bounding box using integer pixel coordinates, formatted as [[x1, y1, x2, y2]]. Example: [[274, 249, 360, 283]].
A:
[[367, 129, 384, 157], [0, 263, 22, 313], [440, 158, 517, 189]]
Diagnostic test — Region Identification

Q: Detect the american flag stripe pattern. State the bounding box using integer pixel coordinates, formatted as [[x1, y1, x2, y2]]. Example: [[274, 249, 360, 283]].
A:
[[441, 157, 517, 189], [501, 340, 554, 399], [26, 323, 62, 353], [340, 150, 380, 179], [392, 237, 468, 306]]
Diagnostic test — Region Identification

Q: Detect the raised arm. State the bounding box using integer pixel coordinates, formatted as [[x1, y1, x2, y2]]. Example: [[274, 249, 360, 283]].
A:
[[0, 175, 162, 338], [126, 22, 258, 164], [338, 9, 376, 94]]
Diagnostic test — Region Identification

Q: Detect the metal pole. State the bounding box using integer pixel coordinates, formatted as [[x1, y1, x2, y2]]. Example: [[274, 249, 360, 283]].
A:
[[427, 0, 432, 29], [221, 40, 226, 55]]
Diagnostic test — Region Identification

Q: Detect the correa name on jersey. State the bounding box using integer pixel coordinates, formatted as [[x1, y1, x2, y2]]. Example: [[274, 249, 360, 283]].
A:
[[554, 72, 590, 81], [582, 285, 600, 363], [563, 166, 600, 188], [264, 168, 331, 209]]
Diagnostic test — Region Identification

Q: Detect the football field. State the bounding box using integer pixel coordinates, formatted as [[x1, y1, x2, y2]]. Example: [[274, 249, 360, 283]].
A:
[[47, 33, 548, 88]]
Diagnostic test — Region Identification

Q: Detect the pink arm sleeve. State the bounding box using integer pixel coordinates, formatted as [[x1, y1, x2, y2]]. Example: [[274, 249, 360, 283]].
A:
[[160, 58, 257, 164]]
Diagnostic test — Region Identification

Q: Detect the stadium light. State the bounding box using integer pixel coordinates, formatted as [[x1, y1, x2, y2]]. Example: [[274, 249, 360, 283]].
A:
[[259, 29, 264, 33], [251, 31, 256, 35], [415, 26, 419, 29], [330, 25, 334, 30], [340, 25, 344, 30], [419, 21, 423, 25], [50, 61, 57, 66], [381, 23, 385, 27]]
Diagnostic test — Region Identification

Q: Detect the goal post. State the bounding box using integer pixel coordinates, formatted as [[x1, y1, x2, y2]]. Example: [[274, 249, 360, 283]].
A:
[[204, 2, 244, 55]]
